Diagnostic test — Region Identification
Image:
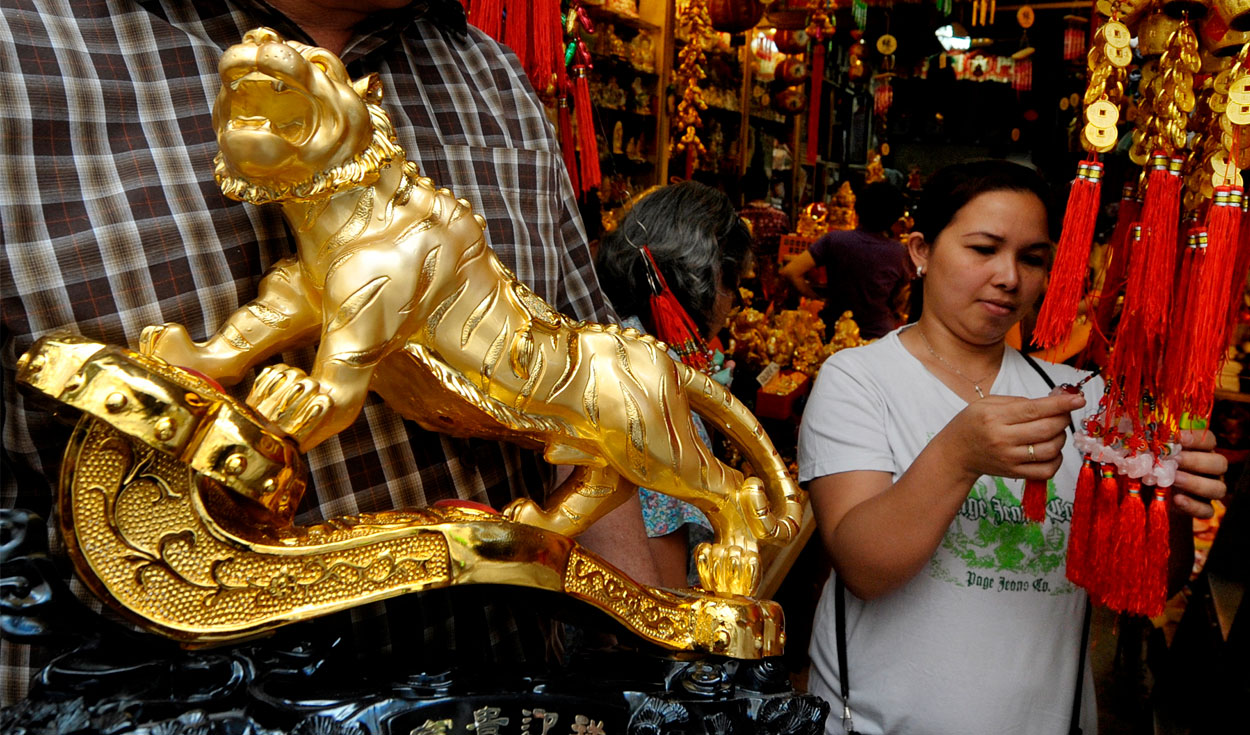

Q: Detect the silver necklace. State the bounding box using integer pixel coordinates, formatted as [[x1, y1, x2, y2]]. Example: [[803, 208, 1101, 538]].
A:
[[917, 327, 992, 399]]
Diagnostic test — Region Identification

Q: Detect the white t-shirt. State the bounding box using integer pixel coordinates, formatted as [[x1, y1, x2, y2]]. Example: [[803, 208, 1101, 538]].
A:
[[798, 327, 1102, 735]]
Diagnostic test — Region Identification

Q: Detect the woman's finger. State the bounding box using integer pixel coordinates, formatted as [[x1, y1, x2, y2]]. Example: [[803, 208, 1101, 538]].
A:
[[1020, 456, 1065, 482], [1172, 489, 1217, 520], [1177, 448, 1228, 477], [1172, 469, 1227, 502], [1177, 428, 1216, 451]]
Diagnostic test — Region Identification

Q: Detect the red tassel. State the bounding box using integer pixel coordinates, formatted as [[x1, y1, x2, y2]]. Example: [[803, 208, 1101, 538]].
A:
[[528, 0, 562, 93], [1186, 187, 1247, 415], [555, 63, 579, 196], [1160, 229, 1203, 415], [572, 66, 601, 191], [806, 42, 825, 165], [1213, 186, 1247, 347], [1230, 192, 1250, 331], [466, 0, 503, 40], [558, 96, 580, 197], [1105, 479, 1146, 613], [1141, 485, 1171, 618], [1087, 190, 1140, 365], [502, 0, 530, 70], [1108, 154, 1182, 412], [1088, 466, 1121, 604], [1066, 459, 1096, 586], [1034, 160, 1103, 349], [1022, 478, 1047, 523], [638, 246, 712, 371]]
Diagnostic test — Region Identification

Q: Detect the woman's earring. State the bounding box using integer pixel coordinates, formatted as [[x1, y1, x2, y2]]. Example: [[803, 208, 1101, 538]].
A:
[[916, 265, 925, 277]]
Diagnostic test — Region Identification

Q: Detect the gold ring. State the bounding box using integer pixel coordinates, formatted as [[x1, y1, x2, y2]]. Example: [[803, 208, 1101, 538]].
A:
[[1027, 444, 1036, 462]]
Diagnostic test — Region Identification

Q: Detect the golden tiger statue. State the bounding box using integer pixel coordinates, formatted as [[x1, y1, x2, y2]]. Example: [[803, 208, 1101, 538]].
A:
[[138, 28, 802, 597]]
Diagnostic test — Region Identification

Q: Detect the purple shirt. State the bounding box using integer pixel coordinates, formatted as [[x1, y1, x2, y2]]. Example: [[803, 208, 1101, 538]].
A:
[[809, 229, 912, 339]]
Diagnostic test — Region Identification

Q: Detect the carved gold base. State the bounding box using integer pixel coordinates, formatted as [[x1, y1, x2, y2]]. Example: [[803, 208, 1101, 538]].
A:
[[19, 335, 784, 658]]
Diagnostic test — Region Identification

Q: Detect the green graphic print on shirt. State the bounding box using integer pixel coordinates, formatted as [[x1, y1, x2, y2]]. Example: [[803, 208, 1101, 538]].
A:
[[929, 476, 1076, 596]]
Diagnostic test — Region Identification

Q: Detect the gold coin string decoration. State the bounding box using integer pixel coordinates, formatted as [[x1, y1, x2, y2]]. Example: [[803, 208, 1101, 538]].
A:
[[1033, 13, 1129, 351], [1072, 15, 1212, 622], [671, 0, 711, 179], [1108, 18, 1196, 413]]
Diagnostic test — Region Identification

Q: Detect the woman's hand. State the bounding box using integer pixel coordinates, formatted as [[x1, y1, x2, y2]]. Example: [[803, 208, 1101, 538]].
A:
[[1172, 428, 1227, 519], [938, 391, 1086, 484]]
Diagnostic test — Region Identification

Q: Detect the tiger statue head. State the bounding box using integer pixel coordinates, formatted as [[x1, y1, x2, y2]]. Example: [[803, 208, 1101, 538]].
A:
[[211, 27, 401, 204]]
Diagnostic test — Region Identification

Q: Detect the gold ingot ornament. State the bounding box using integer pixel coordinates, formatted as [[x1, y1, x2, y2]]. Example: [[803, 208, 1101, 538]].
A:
[[16, 28, 807, 654]]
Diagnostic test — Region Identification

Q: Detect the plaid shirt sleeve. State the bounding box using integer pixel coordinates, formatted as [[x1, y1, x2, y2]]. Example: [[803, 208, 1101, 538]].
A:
[[1, 0, 611, 705]]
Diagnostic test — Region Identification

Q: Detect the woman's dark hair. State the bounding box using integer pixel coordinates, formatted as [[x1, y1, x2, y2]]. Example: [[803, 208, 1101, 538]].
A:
[[856, 181, 906, 234], [906, 160, 1054, 324], [913, 160, 1054, 243], [596, 181, 752, 336], [742, 168, 771, 203]]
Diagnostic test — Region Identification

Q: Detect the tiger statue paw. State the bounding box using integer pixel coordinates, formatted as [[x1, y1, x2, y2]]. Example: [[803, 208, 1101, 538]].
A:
[[695, 542, 761, 598], [247, 364, 334, 447]]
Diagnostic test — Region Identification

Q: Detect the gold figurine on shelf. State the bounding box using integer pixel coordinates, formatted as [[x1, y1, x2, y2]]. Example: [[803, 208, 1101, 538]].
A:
[[17, 29, 805, 655]]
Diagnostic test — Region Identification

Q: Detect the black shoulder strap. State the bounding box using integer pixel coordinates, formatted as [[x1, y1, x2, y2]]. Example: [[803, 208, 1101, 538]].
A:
[[1019, 350, 1077, 435], [834, 579, 858, 734], [1017, 350, 1091, 734]]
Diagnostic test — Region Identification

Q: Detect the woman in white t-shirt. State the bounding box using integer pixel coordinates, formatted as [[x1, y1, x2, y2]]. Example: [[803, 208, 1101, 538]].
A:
[[798, 160, 1227, 734]]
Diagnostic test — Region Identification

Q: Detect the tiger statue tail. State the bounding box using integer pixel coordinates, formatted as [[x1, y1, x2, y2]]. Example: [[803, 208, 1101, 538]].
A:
[[677, 363, 805, 545]]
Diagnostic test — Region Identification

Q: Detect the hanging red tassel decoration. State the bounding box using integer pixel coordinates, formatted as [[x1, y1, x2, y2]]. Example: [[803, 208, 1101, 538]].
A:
[[466, 0, 504, 41], [1230, 191, 1250, 332], [502, 0, 530, 71], [571, 61, 601, 192], [528, 0, 562, 94], [1087, 189, 1140, 358], [1063, 26, 1084, 61], [1022, 478, 1047, 523], [1012, 58, 1032, 93], [1105, 479, 1146, 613], [1160, 229, 1204, 415], [1141, 485, 1171, 618], [1138, 155, 1185, 339], [1065, 459, 1097, 586], [1088, 465, 1120, 604], [1034, 160, 1104, 349], [1108, 154, 1182, 413], [806, 42, 825, 165], [1183, 186, 1247, 416], [557, 93, 580, 197], [636, 245, 712, 372], [1214, 186, 1247, 344]]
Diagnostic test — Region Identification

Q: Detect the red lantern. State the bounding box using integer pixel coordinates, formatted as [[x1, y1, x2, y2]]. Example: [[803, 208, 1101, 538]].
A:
[[874, 78, 893, 116], [709, 0, 765, 34], [774, 29, 810, 54], [1013, 58, 1033, 92], [1063, 26, 1084, 61], [773, 87, 808, 114], [777, 56, 809, 85]]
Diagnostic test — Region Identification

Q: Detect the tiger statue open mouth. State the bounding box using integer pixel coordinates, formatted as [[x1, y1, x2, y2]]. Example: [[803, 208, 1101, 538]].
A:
[[134, 27, 804, 600], [213, 30, 373, 189]]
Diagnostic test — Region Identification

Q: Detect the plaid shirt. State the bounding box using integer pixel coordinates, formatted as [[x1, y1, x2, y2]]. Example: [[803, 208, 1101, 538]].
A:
[[1, 0, 610, 704]]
